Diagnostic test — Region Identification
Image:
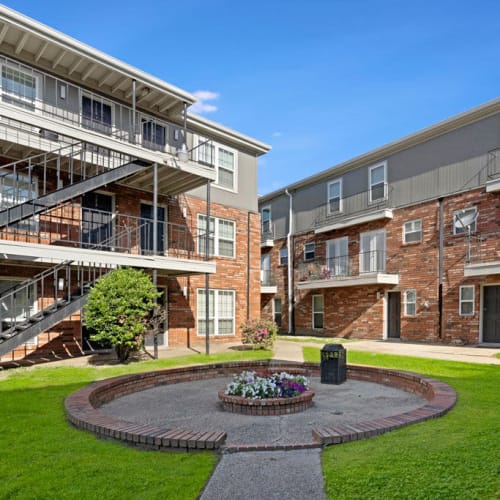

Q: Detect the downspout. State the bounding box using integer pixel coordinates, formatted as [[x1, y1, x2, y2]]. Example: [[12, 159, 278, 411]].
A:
[[285, 189, 294, 334], [246, 212, 251, 320], [438, 198, 444, 339]]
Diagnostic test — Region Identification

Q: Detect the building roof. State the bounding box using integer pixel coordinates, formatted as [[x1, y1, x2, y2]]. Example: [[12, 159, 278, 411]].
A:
[[259, 97, 500, 202]]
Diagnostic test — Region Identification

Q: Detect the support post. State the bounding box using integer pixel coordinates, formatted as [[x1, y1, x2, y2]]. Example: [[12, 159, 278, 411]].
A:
[[153, 162, 158, 359], [131, 79, 136, 144], [205, 180, 211, 355]]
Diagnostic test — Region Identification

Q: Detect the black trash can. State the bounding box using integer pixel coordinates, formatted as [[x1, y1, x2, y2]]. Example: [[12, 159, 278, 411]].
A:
[[320, 344, 346, 384]]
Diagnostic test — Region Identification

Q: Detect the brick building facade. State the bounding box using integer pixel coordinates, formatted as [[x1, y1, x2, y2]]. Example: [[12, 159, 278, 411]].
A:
[[260, 100, 500, 345]]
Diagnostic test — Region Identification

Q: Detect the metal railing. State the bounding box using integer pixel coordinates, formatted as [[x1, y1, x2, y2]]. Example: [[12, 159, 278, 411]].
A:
[[0, 201, 203, 259], [0, 260, 111, 335], [298, 250, 388, 282], [487, 149, 500, 180], [467, 231, 500, 265], [261, 221, 274, 242], [260, 270, 275, 286], [314, 184, 393, 228], [0, 54, 214, 163]]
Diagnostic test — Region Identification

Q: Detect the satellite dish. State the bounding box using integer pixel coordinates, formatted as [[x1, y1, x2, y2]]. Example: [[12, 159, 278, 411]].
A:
[[454, 210, 478, 230]]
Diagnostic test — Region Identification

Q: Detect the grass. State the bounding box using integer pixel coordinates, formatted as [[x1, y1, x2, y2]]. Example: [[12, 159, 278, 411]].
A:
[[0, 349, 272, 499], [304, 347, 500, 499]]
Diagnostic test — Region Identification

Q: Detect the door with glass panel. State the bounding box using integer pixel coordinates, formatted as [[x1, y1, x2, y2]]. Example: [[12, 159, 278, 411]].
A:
[[360, 230, 386, 273], [261, 253, 272, 286], [326, 237, 348, 277]]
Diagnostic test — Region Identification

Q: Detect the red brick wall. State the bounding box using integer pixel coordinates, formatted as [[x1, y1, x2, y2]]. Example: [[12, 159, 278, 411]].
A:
[[262, 188, 499, 344]]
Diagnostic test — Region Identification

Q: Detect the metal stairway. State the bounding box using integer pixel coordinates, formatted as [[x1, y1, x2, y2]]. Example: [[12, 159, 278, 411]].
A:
[[0, 141, 150, 228], [0, 261, 111, 357]]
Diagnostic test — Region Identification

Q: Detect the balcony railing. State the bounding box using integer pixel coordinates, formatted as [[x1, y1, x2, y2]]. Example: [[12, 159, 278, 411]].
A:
[[468, 231, 500, 265], [314, 184, 393, 228], [0, 202, 205, 260], [298, 250, 387, 282], [260, 269, 275, 286], [261, 221, 274, 243], [487, 149, 500, 180], [0, 54, 213, 163]]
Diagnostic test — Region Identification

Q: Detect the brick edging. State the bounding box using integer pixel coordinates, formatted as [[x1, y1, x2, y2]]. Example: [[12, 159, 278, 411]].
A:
[[64, 360, 457, 452]]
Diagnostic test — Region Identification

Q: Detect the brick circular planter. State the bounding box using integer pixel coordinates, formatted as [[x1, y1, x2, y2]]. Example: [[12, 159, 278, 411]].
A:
[[218, 388, 315, 416], [65, 360, 457, 452]]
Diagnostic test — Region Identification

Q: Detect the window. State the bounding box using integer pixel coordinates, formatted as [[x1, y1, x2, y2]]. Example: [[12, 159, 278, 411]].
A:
[[198, 215, 235, 258], [142, 119, 166, 151], [369, 162, 387, 202], [304, 242, 315, 261], [261, 254, 271, 286], [197, 289, 235, 336], [403, 219, 422, 244], [279, 248, 288, 266], [261, 206, 272, 234], [326, 237, 348, 276], [0, 173, 38, 232], [1, 64, 39, 111], [327, 179, 342, 213], [274, 298, 282, 327], [404, 289, 417, 316], [197, 137, 237, 191], [312, 295, 324, 329], [82, 94, 112, 134], [453, 207, 477, 235], [360, 229, 386, 273], [459, 285, 474, 316]]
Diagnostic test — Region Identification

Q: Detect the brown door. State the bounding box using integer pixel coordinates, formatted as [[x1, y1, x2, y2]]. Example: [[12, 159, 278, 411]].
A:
[[387, 292, 401, 339], [483, 286, 500, 343]]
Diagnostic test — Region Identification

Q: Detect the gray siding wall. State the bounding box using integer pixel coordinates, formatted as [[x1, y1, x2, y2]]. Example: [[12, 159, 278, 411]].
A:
[[187, 150, 259, 212], [260, 113, 500, 235]]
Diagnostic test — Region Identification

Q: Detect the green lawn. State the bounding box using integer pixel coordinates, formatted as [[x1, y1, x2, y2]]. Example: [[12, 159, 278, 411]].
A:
[[304, 347, 500, 499], [0, 349, 272, 499]]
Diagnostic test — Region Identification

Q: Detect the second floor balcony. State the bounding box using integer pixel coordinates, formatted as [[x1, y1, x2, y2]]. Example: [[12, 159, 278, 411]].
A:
[[297, 250, 399, 289], [260, 269, 277, 294], [464, 231, 500, 277], [0, 202, 215, 276]]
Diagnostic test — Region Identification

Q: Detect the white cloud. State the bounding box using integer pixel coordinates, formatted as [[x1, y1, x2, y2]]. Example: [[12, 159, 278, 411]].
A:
[[190, 90, 219, 114]]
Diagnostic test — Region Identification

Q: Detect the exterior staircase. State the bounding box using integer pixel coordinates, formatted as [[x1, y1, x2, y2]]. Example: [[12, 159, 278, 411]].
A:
[[0, 261, 111, 357], [0, 141, 150, 228]]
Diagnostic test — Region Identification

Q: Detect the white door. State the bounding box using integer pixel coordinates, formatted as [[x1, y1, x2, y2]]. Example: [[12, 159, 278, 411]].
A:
[[326, 237, 348, 276], [360, 230, 386, 273]]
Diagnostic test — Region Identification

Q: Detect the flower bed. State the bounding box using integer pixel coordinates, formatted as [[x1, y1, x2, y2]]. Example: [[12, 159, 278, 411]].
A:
[[219, 370, 315, 416]]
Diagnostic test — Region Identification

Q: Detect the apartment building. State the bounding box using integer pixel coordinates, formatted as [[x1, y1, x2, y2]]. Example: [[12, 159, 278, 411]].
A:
[[0, 6, 269, 363], [260, 99, 500, 345]]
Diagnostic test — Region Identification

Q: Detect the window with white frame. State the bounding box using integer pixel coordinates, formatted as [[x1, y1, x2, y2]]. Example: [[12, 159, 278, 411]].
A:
[[197, 289, 235, 336], [1, 64, 40, 111], [0, 173, 38, 232], [197, 215, 235, 258], [304, 242, 315, 261], [403, 219, 422, 244], [312, 295, 324, 329], [459, 285, 474, 316], [197, 137, 237, 191], [453, 207, 477, 235], [261, 206, 272, 234], [369, 162, 387, 202], [404, 289, 417, 316], [279, 247, 288, 266], [274, 297, 282, 327], [360, 229, 386, 273], [82, 94, 112, 134], [327, 179, 342, 213]]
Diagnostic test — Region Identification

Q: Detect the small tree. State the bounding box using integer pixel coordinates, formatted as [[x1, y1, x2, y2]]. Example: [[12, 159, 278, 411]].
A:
[[85, 267, 161, 362]]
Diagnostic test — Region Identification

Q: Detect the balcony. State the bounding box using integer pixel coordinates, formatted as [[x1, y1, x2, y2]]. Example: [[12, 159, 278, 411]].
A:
[[0, 202, 215, 277], [297, 251, 399, 289], [485, 149, 500, 193], [464, 231, 500, 277], [261, 269, 277, 294], [261, 221, 275, 248], [0, 55, 216, 193], [314, 185, 393, 234]]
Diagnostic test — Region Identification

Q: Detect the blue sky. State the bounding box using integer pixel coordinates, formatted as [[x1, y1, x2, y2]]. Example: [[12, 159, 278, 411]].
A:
[[3, 0, 500, 195]]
